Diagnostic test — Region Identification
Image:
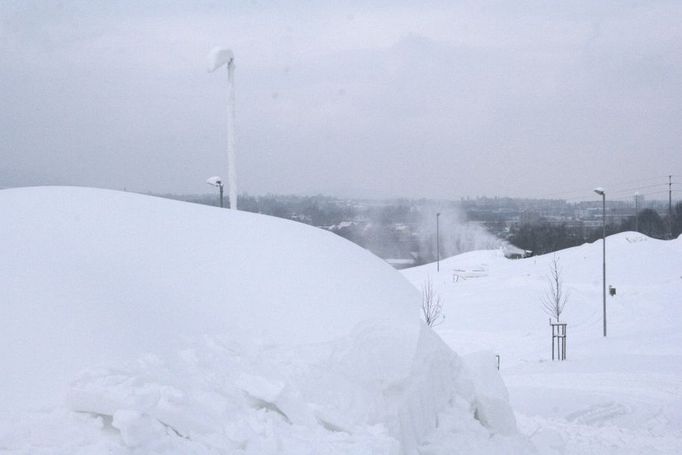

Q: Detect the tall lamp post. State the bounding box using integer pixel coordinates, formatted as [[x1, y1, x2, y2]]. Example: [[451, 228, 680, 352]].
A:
[[208, 47, 238, 210], [207, 176, 224, 208], [594, 187, 607, 337], [436, 212, 441, 272]]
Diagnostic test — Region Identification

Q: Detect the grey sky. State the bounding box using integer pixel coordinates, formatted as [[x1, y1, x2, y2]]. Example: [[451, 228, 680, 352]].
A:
[[1, 0, 681, 200]]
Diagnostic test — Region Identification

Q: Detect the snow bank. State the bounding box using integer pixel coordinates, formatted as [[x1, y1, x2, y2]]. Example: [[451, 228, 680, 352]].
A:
[[402, 231, 682, 454], [0, 187, 524, 453]]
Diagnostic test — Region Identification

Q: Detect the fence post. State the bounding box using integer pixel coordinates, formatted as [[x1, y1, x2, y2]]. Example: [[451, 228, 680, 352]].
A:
[[550, 320, 567, 361]]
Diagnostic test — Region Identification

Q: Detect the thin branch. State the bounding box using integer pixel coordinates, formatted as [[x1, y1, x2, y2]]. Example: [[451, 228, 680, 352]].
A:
[[542, 254, 569, 322], [422, 276, 444, 327]]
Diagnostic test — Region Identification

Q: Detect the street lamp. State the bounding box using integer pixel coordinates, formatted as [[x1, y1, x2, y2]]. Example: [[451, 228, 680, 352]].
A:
[[207, 176, 224, 208], [436, 212, 441, 272], [594, 187, 606, 337], [208, 47, 238, 210]]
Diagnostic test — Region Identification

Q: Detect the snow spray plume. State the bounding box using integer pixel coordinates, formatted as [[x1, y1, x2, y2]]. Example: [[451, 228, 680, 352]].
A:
[[416, 203, 507, 264]]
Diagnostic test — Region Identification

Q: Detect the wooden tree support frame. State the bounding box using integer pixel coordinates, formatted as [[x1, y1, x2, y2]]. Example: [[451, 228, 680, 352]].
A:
[[550, 319, 567, 361]]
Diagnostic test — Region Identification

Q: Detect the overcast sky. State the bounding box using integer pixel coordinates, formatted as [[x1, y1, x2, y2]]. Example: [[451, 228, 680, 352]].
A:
[[1, 0, 681, 200]]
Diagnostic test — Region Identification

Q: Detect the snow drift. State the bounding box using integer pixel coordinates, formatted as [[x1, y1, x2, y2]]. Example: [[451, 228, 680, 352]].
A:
[[0, 187, 524, 454], [402, 232, 682, 454]]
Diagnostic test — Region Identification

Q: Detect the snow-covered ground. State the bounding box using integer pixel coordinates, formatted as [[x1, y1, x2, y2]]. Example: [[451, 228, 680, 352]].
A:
[[4, 186, 679, 453], [0, 187, 527, 454], [403, 233, 682, 454]]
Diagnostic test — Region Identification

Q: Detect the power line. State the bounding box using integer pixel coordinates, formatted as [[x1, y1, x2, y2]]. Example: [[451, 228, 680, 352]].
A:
[[534, 175, 680, 203], [606, 189, 681, 201], [562, 189, 681, 203], [607, 183, 670, 196], [531, 174, 674, 200]]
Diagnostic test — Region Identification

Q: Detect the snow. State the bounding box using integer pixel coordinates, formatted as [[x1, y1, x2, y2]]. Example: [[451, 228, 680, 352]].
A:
[[0, 186, 524, 454], [206, 176, 222, 186], [403, 232, 682, 454]]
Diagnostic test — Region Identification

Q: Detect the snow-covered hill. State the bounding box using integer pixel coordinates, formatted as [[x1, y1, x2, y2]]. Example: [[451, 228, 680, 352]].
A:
[[403, 232, 682, 454], [0, 187, 525, 454]]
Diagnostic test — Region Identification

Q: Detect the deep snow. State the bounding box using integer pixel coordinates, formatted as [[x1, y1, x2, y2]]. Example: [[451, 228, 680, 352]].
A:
[[0, 187, 524, 454], [403, 232, 682, 454]]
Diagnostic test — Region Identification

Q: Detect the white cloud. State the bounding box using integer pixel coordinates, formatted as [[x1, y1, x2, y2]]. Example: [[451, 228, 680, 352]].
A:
[[1, 1, 681, 198]]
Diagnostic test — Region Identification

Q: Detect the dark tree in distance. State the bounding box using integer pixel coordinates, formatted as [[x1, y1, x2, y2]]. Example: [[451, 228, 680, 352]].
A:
[[636, 209, 666, 239], [672, 202, 682, 238]]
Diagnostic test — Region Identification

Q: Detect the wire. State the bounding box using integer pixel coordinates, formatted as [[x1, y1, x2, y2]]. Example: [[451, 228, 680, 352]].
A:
[[535, 175, 681, 202], [531, 174, 674, 200]]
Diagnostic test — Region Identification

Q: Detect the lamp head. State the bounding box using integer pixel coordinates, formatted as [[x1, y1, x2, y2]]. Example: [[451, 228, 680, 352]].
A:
[[206, 176, 223, 187], [593, 187, 605, 196], [208, 47, 234, 72]]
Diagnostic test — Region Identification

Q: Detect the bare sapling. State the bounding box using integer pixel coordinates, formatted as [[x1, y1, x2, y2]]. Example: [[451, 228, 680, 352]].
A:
[[422, 276, 444, 327], [543, 254, 569, 322]]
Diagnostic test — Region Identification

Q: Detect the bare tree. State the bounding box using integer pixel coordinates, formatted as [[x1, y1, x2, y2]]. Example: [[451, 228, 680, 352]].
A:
[[542, 254, 569, 322], [422, 276, 444, 327]]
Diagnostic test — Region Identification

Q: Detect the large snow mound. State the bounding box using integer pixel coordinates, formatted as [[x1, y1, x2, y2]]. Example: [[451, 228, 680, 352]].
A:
[[0, 187, 526, 454]]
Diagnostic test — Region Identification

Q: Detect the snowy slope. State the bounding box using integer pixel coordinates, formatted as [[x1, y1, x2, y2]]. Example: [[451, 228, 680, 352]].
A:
[[403, 233, 682, 454], [0, 187, 526, 454]]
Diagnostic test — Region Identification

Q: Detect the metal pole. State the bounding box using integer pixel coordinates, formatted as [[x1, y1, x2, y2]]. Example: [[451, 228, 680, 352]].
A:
[[602, 193, 607, 337], [436, 212, 441, 272], [219, 184, 224, 208], [208, 48, 238, 210], [226, 60, 238, 210]]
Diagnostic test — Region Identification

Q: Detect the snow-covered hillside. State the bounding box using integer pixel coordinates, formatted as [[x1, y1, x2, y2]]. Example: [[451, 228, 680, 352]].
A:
[[0, 187, 526, 454], [403, 233, 682, 454]]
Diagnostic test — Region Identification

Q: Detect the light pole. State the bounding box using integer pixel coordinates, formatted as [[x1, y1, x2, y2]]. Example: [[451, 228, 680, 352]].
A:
[[208, 47, 238, 210], [594, 187, 606, 337], [436, 212, 441, 272], [207, 176, 224, 208]]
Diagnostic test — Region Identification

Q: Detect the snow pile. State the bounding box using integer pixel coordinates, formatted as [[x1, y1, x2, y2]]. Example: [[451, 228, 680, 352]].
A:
[[403, 232, 682, 454], [0, 187, 526, 454]]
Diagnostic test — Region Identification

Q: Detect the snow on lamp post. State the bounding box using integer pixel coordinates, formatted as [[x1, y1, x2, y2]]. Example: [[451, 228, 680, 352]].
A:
[[594, 187, 607, 337], [206, 176, 224, 208], [208, 47, 237, 210]]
